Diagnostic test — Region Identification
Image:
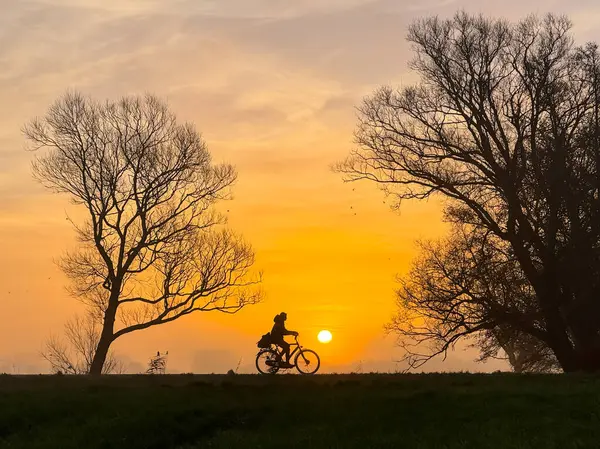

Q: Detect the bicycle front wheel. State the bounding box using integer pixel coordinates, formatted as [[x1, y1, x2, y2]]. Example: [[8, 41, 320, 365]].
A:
[[294, 349, 320, 374], [256, 349, 280, 375]]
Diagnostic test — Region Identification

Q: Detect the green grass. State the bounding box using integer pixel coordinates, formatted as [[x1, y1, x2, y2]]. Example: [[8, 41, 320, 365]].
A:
[[0, 373, 599, 448]]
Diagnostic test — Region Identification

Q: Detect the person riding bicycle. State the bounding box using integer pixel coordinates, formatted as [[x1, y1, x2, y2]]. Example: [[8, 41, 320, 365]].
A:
[[271, 312, 298, 368]]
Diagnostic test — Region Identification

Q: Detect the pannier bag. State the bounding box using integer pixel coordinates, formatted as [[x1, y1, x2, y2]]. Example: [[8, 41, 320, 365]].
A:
[[257, 333, 272, 348]]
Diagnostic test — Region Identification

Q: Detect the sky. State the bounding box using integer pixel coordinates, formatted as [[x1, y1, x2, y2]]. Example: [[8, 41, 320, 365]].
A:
[[1, 0, 600, 374]]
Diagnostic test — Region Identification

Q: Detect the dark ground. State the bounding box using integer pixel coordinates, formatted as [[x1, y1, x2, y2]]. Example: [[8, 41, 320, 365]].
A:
[[0, 373, 598, 448]]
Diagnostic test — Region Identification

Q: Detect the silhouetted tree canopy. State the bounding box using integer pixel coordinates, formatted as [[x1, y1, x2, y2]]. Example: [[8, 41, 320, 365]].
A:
[[389, 224, 559, 372], [26, 92, 261, 374], [476, 325, 560, 373], [338, 12, 600, 372]]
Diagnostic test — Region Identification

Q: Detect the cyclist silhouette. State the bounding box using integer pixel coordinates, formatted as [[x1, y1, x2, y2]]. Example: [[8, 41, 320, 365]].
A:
[[271, 312, 298, 367]]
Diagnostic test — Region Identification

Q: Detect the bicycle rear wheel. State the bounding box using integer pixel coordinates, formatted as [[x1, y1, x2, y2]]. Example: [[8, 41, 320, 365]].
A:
[[294, 349, 320, 374], [256, 349, 280, 375]]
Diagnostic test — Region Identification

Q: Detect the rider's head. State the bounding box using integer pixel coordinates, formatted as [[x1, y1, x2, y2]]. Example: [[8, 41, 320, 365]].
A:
[[280, 312, 287, 321]]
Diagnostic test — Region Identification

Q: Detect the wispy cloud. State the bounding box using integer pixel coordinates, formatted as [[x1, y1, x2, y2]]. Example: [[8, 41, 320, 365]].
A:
[[172, 0, 382, 20], [405, 0, 458, 12], [25, 0, 381, 19]]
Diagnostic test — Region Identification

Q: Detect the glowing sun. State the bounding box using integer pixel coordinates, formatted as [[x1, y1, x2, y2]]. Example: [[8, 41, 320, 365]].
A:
[[318, 330, 333, 343]]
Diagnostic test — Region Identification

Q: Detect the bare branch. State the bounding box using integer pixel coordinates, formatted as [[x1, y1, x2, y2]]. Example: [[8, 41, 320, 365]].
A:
[[41, 313, 123, 374]]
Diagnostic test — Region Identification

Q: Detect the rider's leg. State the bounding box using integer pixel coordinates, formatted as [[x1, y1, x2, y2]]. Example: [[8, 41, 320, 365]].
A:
[[280, 341, 290, 362]]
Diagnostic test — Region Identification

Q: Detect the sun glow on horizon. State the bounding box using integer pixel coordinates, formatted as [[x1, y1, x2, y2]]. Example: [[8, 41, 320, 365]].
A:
[[318, 329, 333, 343]]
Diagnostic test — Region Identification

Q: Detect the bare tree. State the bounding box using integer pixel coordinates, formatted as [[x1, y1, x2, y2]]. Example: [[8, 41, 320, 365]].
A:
[[42, 313, 124, 374], [389, 224, 559, 372], [476, 326, 560, 373], [26, 92, 261, 374], [338, 12, 600, 372]]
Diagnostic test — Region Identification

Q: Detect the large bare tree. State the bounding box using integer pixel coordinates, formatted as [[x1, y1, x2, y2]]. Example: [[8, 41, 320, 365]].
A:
[[25, 92, 261, 374], [338, 13, 600, 372]]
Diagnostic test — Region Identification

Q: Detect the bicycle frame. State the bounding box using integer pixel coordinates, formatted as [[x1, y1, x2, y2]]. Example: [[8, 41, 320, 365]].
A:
[[271, 336, 307, 365]]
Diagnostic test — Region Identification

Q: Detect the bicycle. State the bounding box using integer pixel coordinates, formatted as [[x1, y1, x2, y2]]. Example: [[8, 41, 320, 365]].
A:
[[255, 336, 320, 375]]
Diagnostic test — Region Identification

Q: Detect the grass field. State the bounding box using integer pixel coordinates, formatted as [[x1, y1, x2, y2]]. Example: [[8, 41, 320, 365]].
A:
[[0, 373, 599, 449]]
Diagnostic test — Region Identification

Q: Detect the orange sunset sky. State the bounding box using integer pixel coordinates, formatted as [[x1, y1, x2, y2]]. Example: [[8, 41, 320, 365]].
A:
[[1, 0, 599, 374]]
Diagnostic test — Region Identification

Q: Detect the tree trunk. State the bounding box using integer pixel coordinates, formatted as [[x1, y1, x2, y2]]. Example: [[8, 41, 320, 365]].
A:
[[575, 347, 600, 372], [571, 327, 600, 372], [88, 286, 120, 375], [540, 287, 600, 372], [543, 313, 579, 372], [548, 336, 578, 372], [89, 329, 113, 375], [505, 346, 523, 373]]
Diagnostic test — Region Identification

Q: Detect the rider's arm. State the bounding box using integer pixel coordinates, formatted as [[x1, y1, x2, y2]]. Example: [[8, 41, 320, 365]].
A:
[[282, 326, 298, 336]]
